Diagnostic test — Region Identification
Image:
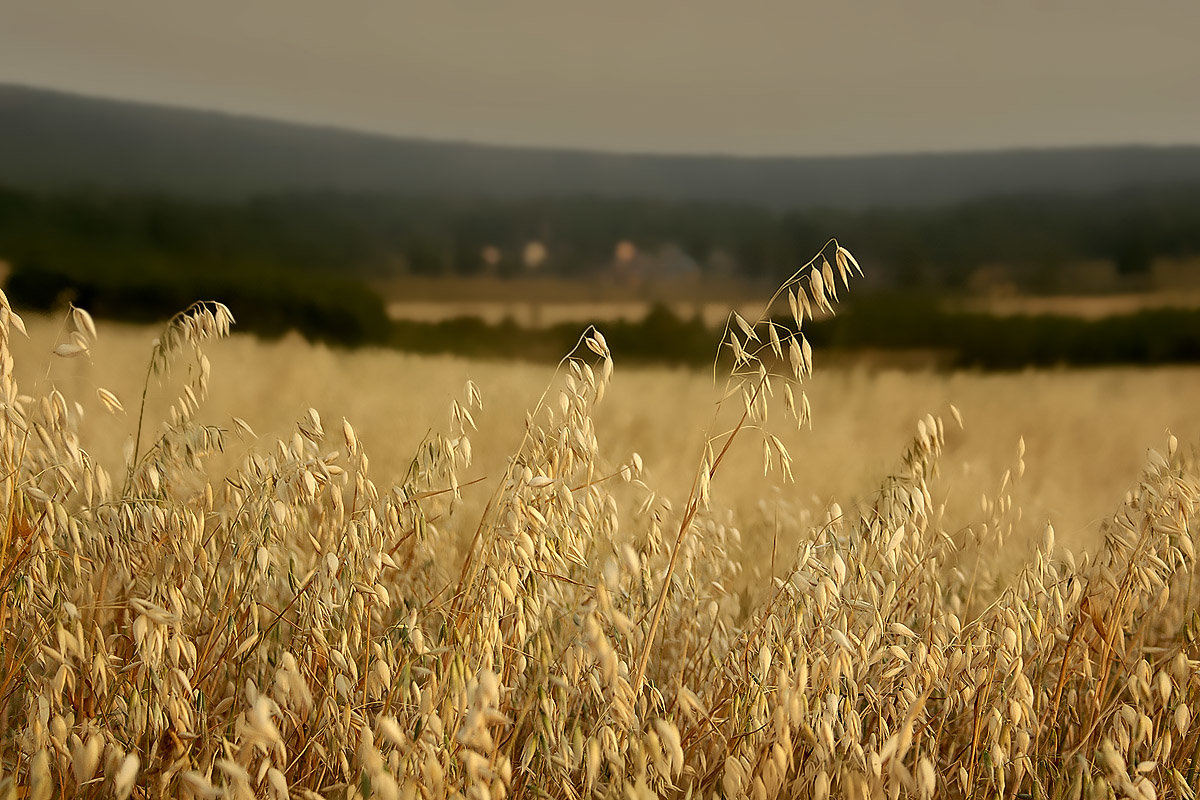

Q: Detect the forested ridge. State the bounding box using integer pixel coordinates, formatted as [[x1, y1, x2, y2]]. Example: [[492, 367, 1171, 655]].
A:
[[5, 83, 1200, 207]]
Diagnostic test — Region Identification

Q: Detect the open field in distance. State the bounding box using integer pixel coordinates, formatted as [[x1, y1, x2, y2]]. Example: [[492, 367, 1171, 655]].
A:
[[379, 267, 1200, 332], [385, 289, 1200, 341], [379, 275, 768, 328], [958, 289, 1200, 319], [384, 300, 768, 329]]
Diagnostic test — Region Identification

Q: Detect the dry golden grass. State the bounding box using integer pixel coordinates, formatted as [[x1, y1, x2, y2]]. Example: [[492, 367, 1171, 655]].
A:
[[14, 318, 1195, 562], [2, 243, 1200, 799]]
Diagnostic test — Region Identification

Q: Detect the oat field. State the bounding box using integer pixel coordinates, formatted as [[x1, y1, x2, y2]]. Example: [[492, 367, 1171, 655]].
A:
[[2, 245, 1199, 799]]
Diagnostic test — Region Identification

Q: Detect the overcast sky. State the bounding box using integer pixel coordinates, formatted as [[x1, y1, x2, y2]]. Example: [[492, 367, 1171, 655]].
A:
[[2, 1, 1198, 157]]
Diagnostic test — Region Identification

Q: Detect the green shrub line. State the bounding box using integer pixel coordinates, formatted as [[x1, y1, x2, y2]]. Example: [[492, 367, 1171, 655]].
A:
[[5, 261, 391, 347]]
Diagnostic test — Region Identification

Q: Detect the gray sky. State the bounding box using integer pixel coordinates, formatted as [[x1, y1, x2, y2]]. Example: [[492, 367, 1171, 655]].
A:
[[2, 0, 1198, 156]]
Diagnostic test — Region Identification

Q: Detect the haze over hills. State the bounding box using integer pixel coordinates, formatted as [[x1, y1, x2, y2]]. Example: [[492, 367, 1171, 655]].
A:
[[4, 83, 1200, 209]]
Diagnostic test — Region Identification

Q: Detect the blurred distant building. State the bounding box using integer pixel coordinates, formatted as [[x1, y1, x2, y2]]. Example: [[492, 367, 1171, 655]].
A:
[[655, 243, 699, 278], [523, 241, 547, 270], [614, 239, 637, 264], [480, 245, 502, 269], [703, 248, 739, 278], [609, 241, 699, 286]]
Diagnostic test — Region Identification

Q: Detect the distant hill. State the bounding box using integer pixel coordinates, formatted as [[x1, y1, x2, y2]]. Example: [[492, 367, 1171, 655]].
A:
[[4, 83, 1200, 209]]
